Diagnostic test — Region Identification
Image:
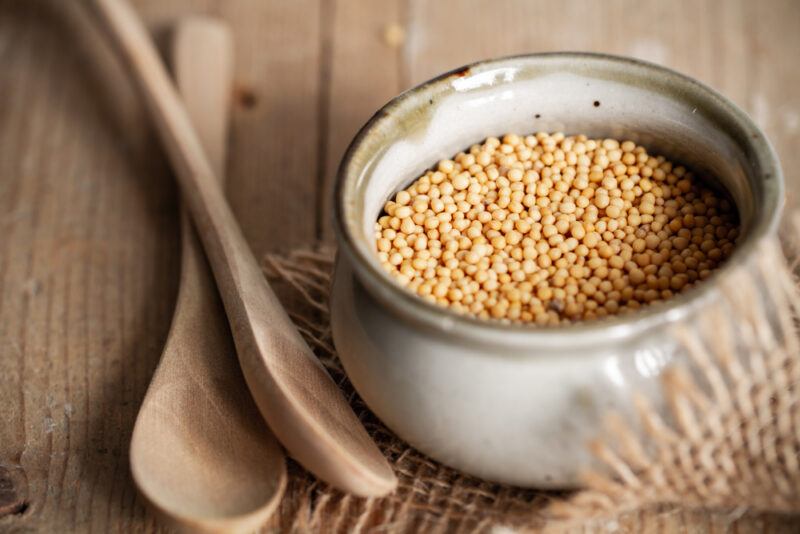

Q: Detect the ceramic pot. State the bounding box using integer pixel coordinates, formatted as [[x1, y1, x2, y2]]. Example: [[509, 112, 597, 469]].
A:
[[331, 53, 783, 488]]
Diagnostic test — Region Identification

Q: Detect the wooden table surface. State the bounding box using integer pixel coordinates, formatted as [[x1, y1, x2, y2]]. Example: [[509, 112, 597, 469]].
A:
[[1, 0, 798, 532]]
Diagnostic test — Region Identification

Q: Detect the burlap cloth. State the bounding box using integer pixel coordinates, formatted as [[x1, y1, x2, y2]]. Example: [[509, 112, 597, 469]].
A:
[[261, 215, 800, 533]]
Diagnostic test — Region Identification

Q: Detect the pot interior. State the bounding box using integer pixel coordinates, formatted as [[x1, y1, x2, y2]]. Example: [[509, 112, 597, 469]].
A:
[[337, 54, 782, 325]]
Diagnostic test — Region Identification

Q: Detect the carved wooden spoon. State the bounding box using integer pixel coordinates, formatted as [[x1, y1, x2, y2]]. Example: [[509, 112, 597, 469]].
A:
[[91, 0, 397, 497], [129, 17, 286, 533]]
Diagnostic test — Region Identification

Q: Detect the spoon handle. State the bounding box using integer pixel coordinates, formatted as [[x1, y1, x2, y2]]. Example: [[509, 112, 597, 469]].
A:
[[173, 18, 231, 182], [90, 0, 396, 496], [130, 17, 287, 533]]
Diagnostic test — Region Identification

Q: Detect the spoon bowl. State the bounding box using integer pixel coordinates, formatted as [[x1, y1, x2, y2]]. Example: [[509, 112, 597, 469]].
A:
[[92, 0, 397, 497], [129, 17, 286, 533]]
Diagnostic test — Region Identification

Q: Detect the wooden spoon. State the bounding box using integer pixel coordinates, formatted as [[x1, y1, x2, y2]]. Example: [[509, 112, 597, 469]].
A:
[[129, 17, 286, 533], [91, 0, 397, 497]]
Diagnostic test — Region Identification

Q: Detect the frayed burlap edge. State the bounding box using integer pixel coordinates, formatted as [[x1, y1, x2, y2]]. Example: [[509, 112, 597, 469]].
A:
[[262, 215, 800, 533], [548, 216, 800, 526]]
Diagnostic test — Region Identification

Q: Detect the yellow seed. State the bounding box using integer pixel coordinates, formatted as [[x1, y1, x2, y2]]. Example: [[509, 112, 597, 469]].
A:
[[570, 222, 586, 240], [609, 256, 624, 269], [606, 205, 622, 218], [453, 172, 471, 190], [394, 205, 413, 219], [629, 268, 646, 285], [375, 131, 738, 323], [584, 232, 601, 248]]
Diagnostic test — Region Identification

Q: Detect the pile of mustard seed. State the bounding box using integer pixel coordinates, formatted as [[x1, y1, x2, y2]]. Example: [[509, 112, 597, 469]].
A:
[[374, 132, 739, 325]]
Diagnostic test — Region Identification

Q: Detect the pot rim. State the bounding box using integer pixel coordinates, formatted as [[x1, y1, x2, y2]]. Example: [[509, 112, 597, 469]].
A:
[[333, 51, 784, 348]]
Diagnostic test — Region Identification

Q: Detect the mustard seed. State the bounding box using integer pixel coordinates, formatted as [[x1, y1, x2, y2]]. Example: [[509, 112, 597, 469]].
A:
[[376, 132, 739, 325]]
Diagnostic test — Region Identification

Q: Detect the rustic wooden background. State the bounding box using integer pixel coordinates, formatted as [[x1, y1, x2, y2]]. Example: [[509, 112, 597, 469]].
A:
[[1, 0, 798, 531]]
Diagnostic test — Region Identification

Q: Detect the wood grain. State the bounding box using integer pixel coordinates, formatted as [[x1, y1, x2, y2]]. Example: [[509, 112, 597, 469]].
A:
[[132, 0, 325, 255], [90, 0, 394, 498], [319, 0, 406, 240], [0, 0, 798, 531], [0, 1, 177, 531]]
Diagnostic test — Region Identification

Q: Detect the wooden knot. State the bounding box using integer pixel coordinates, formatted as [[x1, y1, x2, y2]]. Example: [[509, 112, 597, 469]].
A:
[[0, 464, 29, 517]]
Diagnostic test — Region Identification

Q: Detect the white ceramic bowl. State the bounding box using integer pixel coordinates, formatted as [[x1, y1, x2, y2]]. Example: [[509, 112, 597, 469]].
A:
[[331, 53, 783, 488]]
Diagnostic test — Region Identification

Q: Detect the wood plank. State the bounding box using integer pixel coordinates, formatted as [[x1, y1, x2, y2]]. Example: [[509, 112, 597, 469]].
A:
[[743, 0, 800, 209], [319, 0, 406, 241], [0, 2, 175, 531], [134, 0, 325, 255], [0, 0, 323, 531]]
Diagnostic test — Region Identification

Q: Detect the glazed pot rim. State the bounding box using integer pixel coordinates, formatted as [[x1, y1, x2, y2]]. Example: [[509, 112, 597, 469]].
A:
[[333, 51, 784, 348]]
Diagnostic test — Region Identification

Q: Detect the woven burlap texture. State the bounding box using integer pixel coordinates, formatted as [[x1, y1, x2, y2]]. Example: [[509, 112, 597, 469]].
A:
[[549, 224, 800, 525], [262, 216, 800, 533]]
